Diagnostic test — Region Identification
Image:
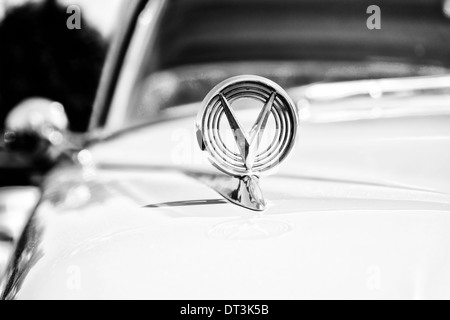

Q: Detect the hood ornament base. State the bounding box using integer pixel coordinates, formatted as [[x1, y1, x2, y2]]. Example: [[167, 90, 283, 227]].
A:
[[192, 173, 266, 211], [196, 76, 298, 211]]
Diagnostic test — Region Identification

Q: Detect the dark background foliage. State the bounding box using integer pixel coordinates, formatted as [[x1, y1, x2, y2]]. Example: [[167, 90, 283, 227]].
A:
[[0, 0, 107, 132]]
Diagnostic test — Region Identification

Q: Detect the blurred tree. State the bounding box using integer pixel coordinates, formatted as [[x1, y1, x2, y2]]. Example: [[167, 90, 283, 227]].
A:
[[0, 0, 107, 132]]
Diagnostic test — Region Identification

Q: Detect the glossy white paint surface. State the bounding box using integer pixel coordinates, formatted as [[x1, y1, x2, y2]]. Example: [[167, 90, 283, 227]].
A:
[[11, 112, 450, 300]]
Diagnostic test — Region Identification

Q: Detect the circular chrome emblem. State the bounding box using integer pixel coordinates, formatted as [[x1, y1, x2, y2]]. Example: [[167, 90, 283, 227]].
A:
[[197, 75, 298, 177]]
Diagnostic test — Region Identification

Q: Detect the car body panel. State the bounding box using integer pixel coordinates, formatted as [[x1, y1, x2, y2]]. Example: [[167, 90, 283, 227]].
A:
[[3, 113, 450, 300]]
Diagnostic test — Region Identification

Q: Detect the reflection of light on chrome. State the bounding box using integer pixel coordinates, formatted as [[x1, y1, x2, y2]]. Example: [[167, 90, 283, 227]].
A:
[[305, 82, 369, 101], [208, 218, 292, 240]]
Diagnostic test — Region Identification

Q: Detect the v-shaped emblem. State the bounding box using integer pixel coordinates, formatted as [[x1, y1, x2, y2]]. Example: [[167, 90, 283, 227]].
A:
[[220, 92, 276, 170]]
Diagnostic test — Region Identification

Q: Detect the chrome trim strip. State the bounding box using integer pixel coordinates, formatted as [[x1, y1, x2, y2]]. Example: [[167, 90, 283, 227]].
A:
[[299, 75, 450, 102], [291, 75, 450, 123], [105, 0, 168, 133], [89, 0, 144, 132]]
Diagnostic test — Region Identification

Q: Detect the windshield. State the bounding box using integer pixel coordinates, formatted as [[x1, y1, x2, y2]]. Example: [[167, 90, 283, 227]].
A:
[[115, 0, 450, 129]]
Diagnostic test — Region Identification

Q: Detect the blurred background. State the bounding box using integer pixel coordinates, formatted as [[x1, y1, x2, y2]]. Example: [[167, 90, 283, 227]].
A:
[[0, 0, 124, 186], [0, 0, 123, 37], [0, 0, 124, 276], [0, 0, 123, 132]]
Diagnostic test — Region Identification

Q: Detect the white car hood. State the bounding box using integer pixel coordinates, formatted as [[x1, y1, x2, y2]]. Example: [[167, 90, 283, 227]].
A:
[[3, 113, 450, 300]]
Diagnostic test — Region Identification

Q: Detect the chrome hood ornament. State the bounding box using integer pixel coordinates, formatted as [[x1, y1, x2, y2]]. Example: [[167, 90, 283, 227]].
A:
[[196, 76, 298, 211]]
